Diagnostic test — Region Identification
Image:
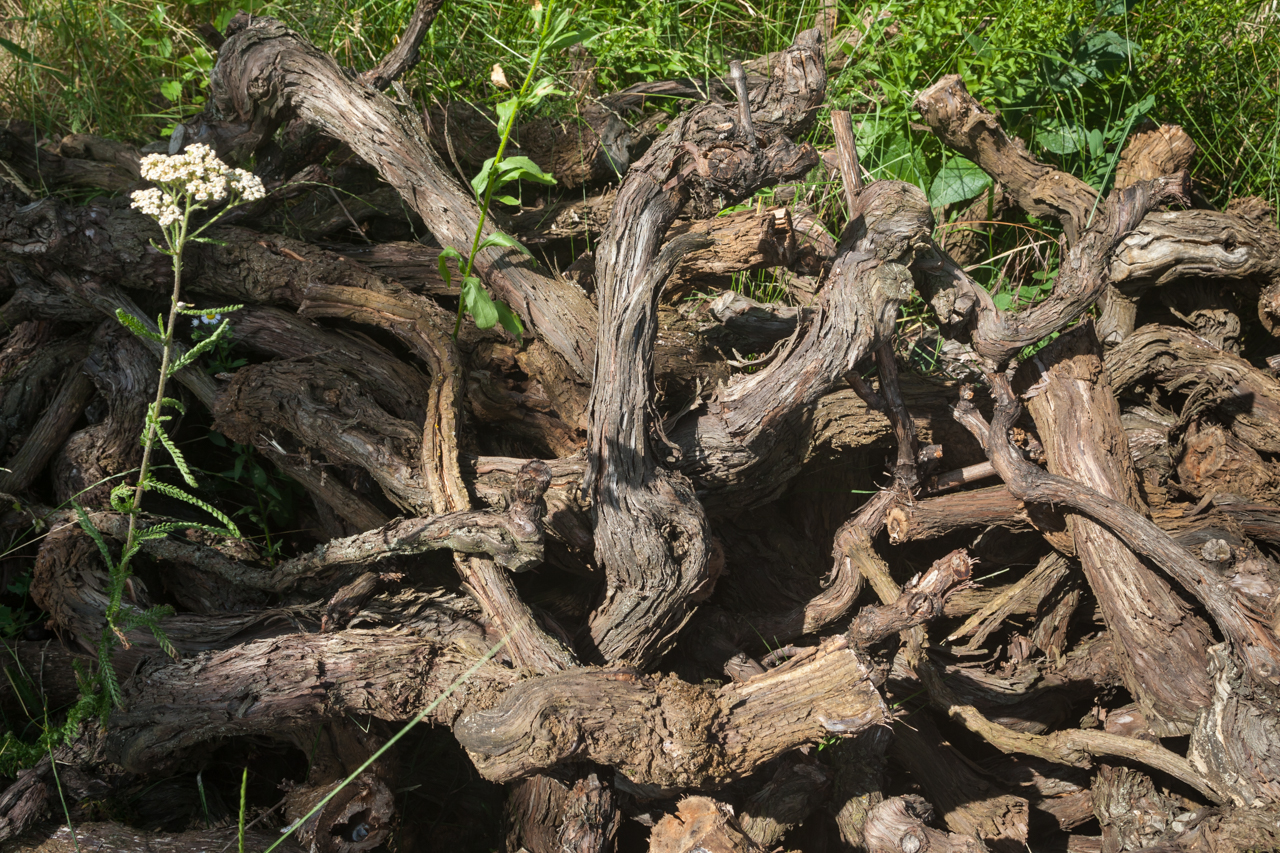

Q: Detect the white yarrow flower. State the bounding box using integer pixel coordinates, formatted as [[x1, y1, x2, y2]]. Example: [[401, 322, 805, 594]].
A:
[[130, 144, 265, 234]]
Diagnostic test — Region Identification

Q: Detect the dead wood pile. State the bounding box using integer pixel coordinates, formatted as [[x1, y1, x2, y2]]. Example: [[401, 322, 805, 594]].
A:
[[1, 3, 1279, 852]]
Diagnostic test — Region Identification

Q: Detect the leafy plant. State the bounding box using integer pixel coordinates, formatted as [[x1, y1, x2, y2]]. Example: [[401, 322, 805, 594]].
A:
[[75, 142, 263, 708], [0, 677, 100, 777], [205, 431, 304, 566], [928, 155, 992, 208], [437, 0, 585, 342]]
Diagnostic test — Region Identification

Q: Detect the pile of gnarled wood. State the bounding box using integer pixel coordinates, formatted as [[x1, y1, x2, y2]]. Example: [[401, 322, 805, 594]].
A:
[[1, 2, 1278, 851]]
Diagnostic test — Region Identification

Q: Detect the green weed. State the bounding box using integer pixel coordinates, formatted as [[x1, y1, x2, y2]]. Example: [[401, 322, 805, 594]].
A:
[[78, 143, 261, 708]]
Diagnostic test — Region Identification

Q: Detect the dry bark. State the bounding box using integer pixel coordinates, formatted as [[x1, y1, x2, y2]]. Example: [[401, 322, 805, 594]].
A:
[[862, 796, 988, 853], [647, 797, 765, 853], [0, 823, 305, 853], [3, 4, 1280, 849], [584, 31, 825, 665], [1106, 324, 1280, 456], [913, 75, 1192, 365], [669, 177, 932, 510], [504, 773, 619, 853], [190, 14, 597, 382], [1020, 323, 1214, 736]]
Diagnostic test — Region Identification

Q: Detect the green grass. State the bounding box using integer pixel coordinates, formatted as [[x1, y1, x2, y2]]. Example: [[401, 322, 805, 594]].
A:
[[2, 0, 1276, 214]]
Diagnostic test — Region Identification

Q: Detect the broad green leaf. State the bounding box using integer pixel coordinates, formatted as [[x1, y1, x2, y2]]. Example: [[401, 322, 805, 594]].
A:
[[495, 300, 525, 343], [497, 156, 556, 185], [1087, 127, 1105, 158], [878, 135, 928, 185], [471, 156, 498, 199], [493, 194, 521, 206], [964, 33, 993, 60], [477, 230, 532, 256], [546, 29, 589, 52], [1039, 124, 1086, 155], [437, 246, 463, 289], [495, 99, 519, 134], [528, 77, 566, 105], [461, 276, 498, 329], [160, 79, 182, 102], [928, 157, 992, 208]]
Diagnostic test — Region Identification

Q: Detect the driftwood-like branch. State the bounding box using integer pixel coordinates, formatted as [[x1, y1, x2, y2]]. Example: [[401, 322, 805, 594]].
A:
[[0, 195, 427, 310], [670, 177, 932, 510], [192, 14, 597, 380], [213, 359, 434, 514], [294, 282, 572, 671], [1106, 324, 1280, 455], [1021, 323, 1214, 735], [0, 357, 93, 494], [1103, 208, 1280, 343], [105, 631, 508, 773], [104, 627, 886, 794], [847, 547, 973, 648], [503, 773, 618, 853], [41, 271, 220, 409], [6, 2, 1280, 843], [862, 796, 987, 853], [886, 484, 1032, 542], [648, 797, 766, 853], [1115, 122, 1196, 190], [888, 710, 1029, 846], [584, 31, 824, 665], [737, 761, 828, 848], [0, 823, 305, 853], [954, 377, 1280, 694], [913, 76, 1192, 364], [914, 75, 1098, 243], [357, 0, 443, 90], [282, 459, 552, 580], [0, 128, 137, 194], [454, 638, 885, 793], [51, 323, 153, 508], [907, 639, 1228, 804]]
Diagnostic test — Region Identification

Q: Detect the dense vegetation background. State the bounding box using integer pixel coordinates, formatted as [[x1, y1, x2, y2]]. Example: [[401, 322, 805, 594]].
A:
[[3, 0, 1277, 207]]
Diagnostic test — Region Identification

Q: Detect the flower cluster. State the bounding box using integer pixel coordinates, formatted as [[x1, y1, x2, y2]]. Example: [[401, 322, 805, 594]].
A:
[[129, 186, 183, 227], [130, 143, 266, 228]]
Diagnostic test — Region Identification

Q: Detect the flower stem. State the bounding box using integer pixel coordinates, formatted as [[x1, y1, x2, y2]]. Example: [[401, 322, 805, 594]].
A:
[[122, 214, 187, 567], [452, 0, 556, 338]]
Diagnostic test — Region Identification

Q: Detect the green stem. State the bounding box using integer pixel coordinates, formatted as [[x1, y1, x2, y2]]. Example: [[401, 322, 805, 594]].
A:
[[452, 0, 556, 338], [120, 214, 187, 599]]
